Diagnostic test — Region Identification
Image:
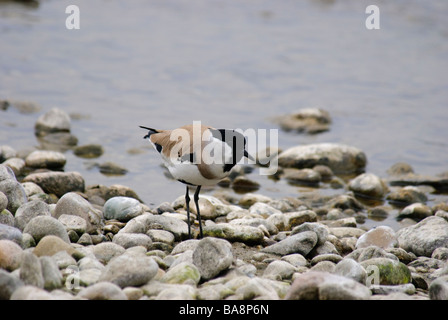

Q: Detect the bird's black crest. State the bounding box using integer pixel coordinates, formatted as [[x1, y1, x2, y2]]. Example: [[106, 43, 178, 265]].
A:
[[139, 126, 159, 139]]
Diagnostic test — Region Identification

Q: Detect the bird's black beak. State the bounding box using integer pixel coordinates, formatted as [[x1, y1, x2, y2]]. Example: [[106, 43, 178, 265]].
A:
[[244, 150, 255, 161]]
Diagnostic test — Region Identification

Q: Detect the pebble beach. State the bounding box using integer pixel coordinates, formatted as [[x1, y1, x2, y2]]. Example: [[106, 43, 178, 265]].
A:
[[1, 106, 448, 301]]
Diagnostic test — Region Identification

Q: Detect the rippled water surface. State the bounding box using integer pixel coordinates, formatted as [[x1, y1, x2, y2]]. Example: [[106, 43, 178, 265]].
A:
[[1, 0, 447, 229]]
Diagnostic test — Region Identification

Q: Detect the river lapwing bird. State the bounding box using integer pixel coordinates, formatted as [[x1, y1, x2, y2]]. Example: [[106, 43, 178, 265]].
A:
[[140, 124, 253, 239]]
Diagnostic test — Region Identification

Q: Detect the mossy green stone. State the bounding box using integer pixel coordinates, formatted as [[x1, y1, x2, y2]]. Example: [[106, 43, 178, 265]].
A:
[[361, 258, 411, 285], [161, 262, 201, 285]]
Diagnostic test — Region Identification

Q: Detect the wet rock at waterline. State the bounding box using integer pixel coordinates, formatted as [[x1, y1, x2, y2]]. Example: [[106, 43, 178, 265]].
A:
[[275, 108, 331, 134], [98, 162, 128, 176], [73, 144, 104, 158], [23, 172, 85, 198], [276, 143, 367, 174], [348, 173, 388, 199], [25, 150, 67, 170], [34, 108, 71, 136]]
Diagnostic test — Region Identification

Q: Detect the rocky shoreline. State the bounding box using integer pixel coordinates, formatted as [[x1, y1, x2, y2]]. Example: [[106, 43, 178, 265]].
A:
[[0, 107, 448, 300]]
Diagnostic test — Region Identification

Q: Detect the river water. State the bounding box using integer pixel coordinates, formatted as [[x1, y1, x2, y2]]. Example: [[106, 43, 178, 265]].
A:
[[1, 0, 447, 229]]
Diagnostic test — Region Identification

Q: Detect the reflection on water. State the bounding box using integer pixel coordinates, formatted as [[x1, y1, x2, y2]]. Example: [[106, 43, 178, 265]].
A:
[[1, 0, 447, 229]]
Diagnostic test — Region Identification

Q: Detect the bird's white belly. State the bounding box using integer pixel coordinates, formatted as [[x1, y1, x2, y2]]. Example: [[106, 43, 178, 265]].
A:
[[166, 162, 225, 186]]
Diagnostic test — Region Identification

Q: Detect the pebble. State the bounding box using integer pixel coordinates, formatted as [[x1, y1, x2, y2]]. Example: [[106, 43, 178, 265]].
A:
[[275, 108, 331, 134], [58, 214, 87, 235], [276, 143, 367, 174], [92, 242, 126, 264], [387, 162, 415, 176], [161, 262, 201, 285], [203, 223, 264, 245], [285, 210, 317, 229], [104, 184, 143, 202], [2, 158, 25, 177], [98, 162, 128, 175], [285, 271, 371, 300], [192, 237, 233, 280], [0, 175, 27, 214], [330, 227, 365, 238], [263, 260, 296, 280], [34, 107, 71, 136], [77, 281, 127, 300], [398, 203, 433, 221], [370, 283, 416, 295], [0, 269, 24, 300], [360, 258, 412, 285], [0, 224, 23, 245], [386, 186, 428, 206], [0, 239, 23, 271], [23, 171, 85, 198], [37, 131, 78, 151], [0, 145, 17, 162], [238, 193, 272, 207], [356, 226, 398, 249], [235, 277, 282, 300], [311, 253, 343, 266], [334, 258, 366, 284], [231, 176, 260, 192], [23, 215, 70, 244], [429, 276, 448, 300], [0, 192, 8, 212], [112, 232, 152, 250], [262, 231, 318, 256], [40, 256, 63, 290], [21, 182, 45, 198], [281, 253, 308, 268], [348, 173, 388, 199], [54, 192, 102, 234], [14, 200, 51, 231], [248, 202, 282, 217], [99, 252, 159, 288], [33, 235, 80, 258], [2, 215, 16, 231], [397, 216, 448, 257], [73, 144, 104, 158], [229, 218, 278, 236], [347, 246, 398, 262], [120, 214, 188, 241], [146, 229, 175, 245], [153, 283, 197, 300], [283, 168, 321, 186], [291, 222, 329, 246], [103, 196, 143, 222], [10, 285, 56, 300], [187, 195, 232, 220], [123, 287, 143, 300], [25, 150, 66, 169], [52, 250, 77, 269], [20, 251, 44, 288]]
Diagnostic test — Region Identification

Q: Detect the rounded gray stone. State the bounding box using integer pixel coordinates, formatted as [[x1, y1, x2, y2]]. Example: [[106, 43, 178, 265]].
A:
[[192, 237, 233, 280], [23, 215, 70, 244], [104, 196, 143, 222]]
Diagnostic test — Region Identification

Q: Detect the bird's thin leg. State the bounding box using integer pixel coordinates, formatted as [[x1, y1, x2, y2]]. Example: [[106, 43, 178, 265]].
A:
[[185, 186, 191, 239], [194, 186, 203, 238]]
